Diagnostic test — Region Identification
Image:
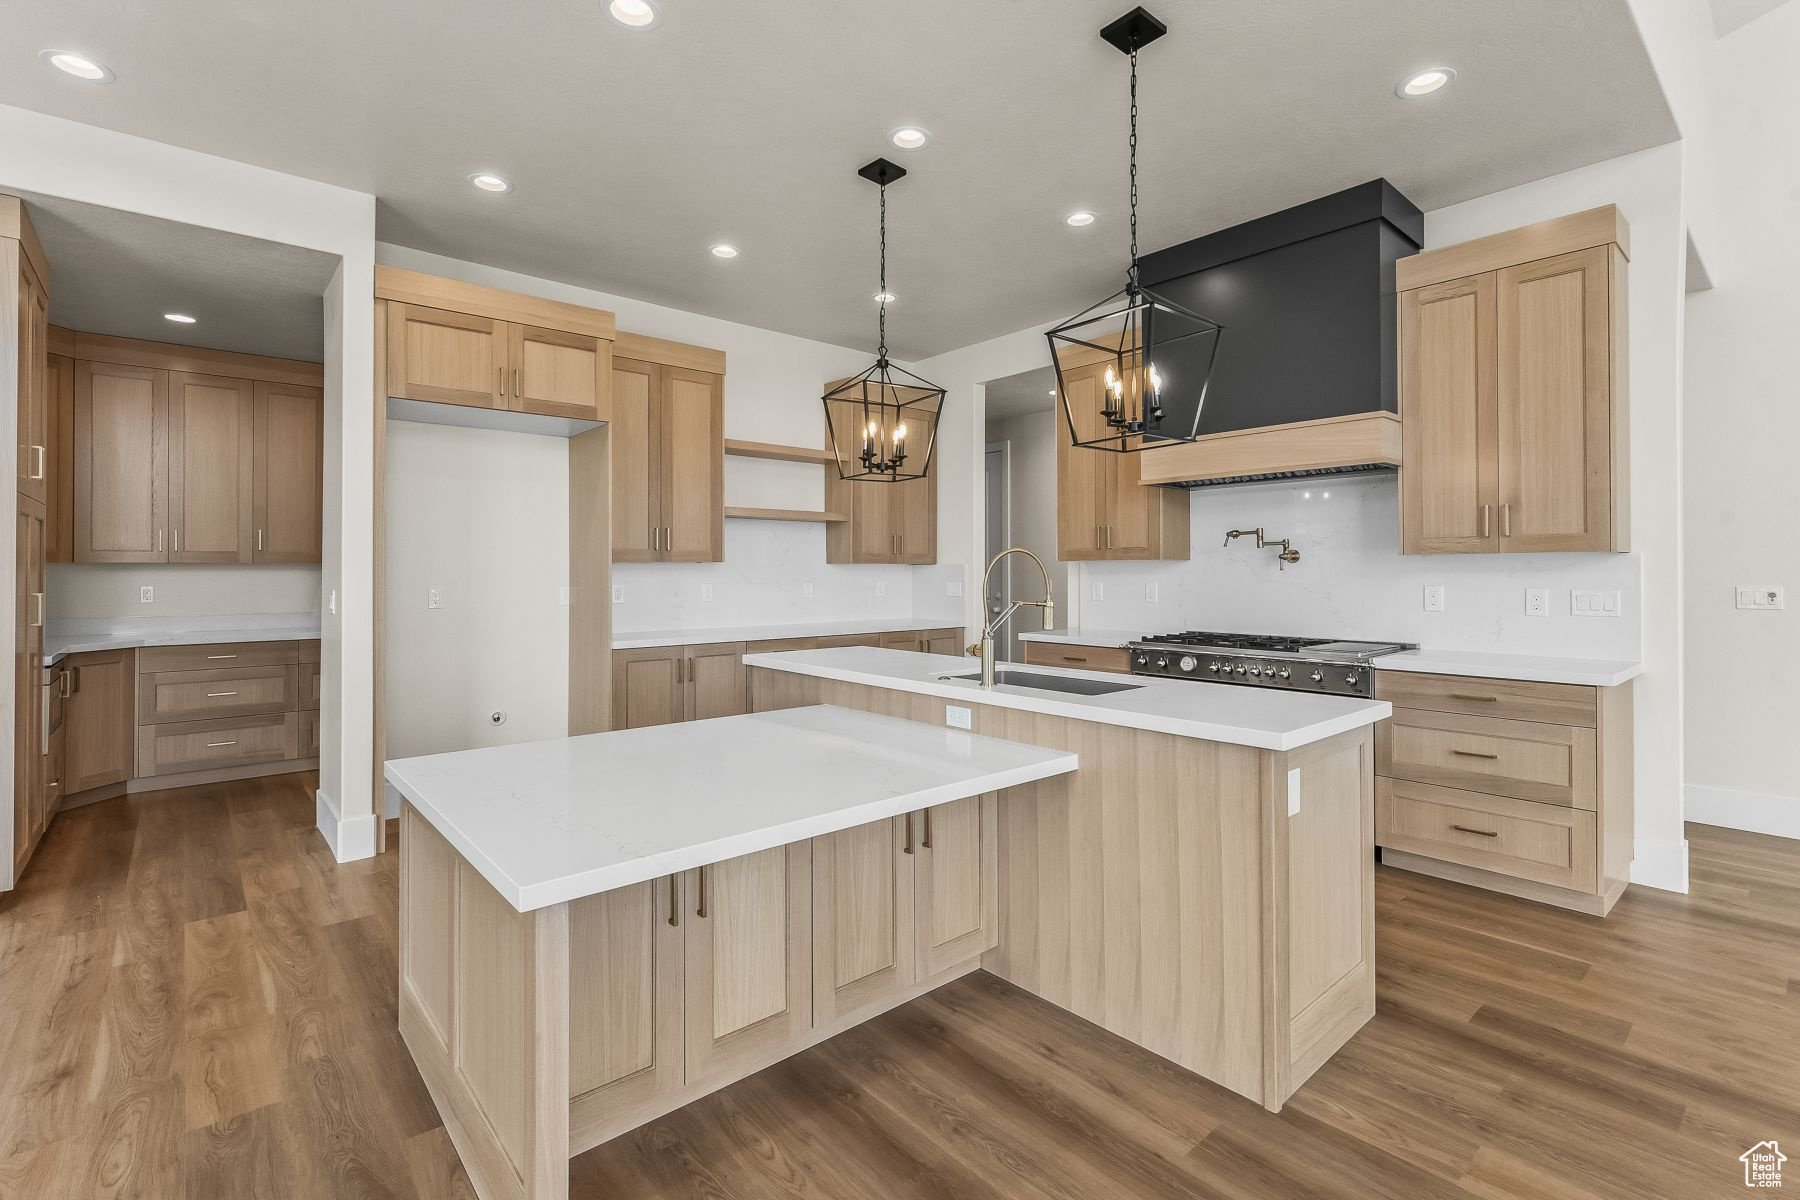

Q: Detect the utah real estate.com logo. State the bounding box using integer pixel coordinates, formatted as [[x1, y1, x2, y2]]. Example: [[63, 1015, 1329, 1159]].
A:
[[1742, 1141, 1786, 1188]]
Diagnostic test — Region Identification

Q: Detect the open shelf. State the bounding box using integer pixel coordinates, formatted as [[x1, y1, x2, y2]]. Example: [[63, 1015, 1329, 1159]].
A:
[[724, 506, 847, 524], [723, 438, 836, 465]]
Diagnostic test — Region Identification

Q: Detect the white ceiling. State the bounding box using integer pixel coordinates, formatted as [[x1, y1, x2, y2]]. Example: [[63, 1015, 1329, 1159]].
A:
[[14, 190, 336, 361], [985, 366, 1060, 424], [1, 0, 1677, 359]]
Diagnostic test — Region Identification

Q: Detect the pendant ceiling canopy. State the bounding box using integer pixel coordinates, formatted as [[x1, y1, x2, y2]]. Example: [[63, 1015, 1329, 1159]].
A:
[[1048, 6, 1225, 454], [823, 158, 946, 483]]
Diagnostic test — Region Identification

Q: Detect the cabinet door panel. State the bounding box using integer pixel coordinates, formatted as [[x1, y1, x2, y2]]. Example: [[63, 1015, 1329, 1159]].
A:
[[610, 357, 660, 562], [387, 303, 507, 410], [894, 472, 936, 564], [63, 650, 134, 794], [568, 878, 684, 1110], [684, 643, 745, 722], [18, 265, 47, 505], [46, 352, 73, 563], [823, 397, 897, 563], [75, 361, 168, 562], [512, 324, 606, 421], [252, 382, 323, 563], [812, 817, 914, 1024], [168, 372, 253, 562], [1496, 247, 1613, 552], [1056, 365, 1108, 560], [14, 503, 44, 877], [916, 793, 998, 976], [1400, 275, 1498, 554], [661, 368, 723, 562], [683, 843, 812, 1085], [610, 646, 683, 730]]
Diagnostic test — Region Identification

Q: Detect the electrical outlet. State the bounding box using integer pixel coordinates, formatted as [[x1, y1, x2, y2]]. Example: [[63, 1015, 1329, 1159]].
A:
[[1572, 589, 1622, 617], [427, 587, 443, 611], [612, 584, 624, 604], [557, 586, 571, 606], [1092, 580, 1106, 602], [1423, 585, 1445, 613], [1525, 588, 1550, 617], [945, 580, 963, 597], [701, 583, 714, 601], [1736, 585, 1786, 611], [875, 581, 886, 598], [328, 590, 337, 616], [803, 581, 814, 598], [139, 585, 154, 604], [1145, 582, 1159, 604], [945, 704, 972, 730]]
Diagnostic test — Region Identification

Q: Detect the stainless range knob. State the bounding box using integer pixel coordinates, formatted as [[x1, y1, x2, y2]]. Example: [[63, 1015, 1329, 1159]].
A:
[[1178, 655, 1197, 673], [1234, 665, 1248, 675], [1154, 655, 1169, 670], [1277, 667, 1292, 680], [1247, 665, 1262, 677], [1135, 653, 1149, 667], [1310, 670, 1324, 683], [1207, 661, 1220, 673], [1345, 672, 1360, 686]]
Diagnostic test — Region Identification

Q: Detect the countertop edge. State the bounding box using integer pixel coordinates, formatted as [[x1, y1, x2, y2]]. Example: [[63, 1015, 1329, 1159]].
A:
[[1373, 653, 1644, 688], [44, 625, 323, 666]]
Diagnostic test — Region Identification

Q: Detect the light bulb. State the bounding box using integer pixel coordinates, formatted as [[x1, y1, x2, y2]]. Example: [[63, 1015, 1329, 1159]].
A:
[[1149, 365, 1164, 392]]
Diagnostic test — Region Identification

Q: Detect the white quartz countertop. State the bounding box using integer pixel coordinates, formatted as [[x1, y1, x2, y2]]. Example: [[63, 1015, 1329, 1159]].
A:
[[1016, 627, 1146, 650], [43, 614, 321, 666], [613, 616, 961, 650], [384, 704, 1077, 912], [1374, 648, 1643, 688], [744, 647, 1389, 752]]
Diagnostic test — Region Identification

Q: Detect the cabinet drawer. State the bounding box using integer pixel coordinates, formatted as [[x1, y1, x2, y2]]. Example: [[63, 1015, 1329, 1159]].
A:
[[138, 639, 316, 673], [1021, 642, 1132, 674], [139, 665, 300, 724], [1374, 670, 1595, 727], [302, 661, 321, 710], [1377, 707, 1595, 809], [137, 711, 299, 777], [1377, 777, 1597, 892]]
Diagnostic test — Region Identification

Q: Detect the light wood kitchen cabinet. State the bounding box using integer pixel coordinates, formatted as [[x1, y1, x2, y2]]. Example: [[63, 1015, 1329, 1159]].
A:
[[18, 258, 48, 507], [75, 360, 168, 562], [45, 345, 73, 563], [13, 501, 44, 878], [684, 642, 746, 722], [252, 381, 324, 562], [385, 303, 508, 410], [682, 843, 813, 1086], [1022, 641, 1133, 673], [821, 400, 939, 565], [611, 646, 685, 730], [812, 816, 915, 1024], [610, 356, 724, 564], [168, 372, 253, 563], [1398, 208, 1628, 555], [567, 877, 686, 1113], [1055, 358, 1190, 561], [62, 649, 135, 795], [914, 793, 998, 976], [510, 324, 609, 420]]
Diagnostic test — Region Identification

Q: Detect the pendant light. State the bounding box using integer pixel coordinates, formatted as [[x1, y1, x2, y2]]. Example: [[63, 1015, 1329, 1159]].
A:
[[823, 159, 946, 483], [1047, 7, 1224, 453]]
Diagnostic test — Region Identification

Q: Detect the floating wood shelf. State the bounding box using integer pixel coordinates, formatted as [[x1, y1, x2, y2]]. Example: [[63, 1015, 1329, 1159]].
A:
[[723, 439, 836, 465], [724, 506, 847, 524]]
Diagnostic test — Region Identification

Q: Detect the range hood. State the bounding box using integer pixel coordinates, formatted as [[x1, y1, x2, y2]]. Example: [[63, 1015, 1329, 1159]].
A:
[[1133, 180, 1422, 488]]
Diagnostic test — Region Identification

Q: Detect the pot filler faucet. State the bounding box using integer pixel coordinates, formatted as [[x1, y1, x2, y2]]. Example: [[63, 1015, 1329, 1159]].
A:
[[968, 547, 1055, 688]]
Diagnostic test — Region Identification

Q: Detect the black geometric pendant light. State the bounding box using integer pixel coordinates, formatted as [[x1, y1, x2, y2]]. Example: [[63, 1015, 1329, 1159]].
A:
[[823, 159, 946, 482], [1047, 7, 1224, 453]]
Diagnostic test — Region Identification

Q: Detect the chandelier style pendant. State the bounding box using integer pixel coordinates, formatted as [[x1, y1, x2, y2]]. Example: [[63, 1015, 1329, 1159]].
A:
[[823, 159, 946, 483], [1047, 7, 1224, 453]]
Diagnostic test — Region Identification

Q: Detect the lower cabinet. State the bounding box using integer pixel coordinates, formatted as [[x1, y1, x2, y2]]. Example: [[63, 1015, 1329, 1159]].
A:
[[62, 649, 135, 794], [879, 627, 963, 656], [1021, 641, 1133, 673], [135, 640, 319, 778]]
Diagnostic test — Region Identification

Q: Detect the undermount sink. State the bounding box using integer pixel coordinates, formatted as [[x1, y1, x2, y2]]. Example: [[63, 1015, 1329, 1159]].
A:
[[939, 669, 1143, 697]]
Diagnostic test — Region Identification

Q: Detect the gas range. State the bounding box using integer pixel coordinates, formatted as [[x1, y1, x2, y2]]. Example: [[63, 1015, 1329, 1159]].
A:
[[1128, 631, 1415, 698]]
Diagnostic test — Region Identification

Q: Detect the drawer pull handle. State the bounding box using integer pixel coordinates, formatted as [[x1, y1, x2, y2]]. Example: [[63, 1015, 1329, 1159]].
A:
[[205, 740, 239, 748], [1451, 824, 1498, 838], [1062, 655, 1088, 663], [1452, 750, 1500, 760], [1450, 694, 1498, 702], [206, 654, 239, 660], [205, 691, 239, 698]]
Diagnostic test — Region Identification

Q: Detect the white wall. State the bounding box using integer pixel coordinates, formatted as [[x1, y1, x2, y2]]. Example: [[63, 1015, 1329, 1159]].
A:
[[47, 564, 320, 619], [1681, 4, 1800, 839], [985, 409, 1065, 659], [0, 104, 378, 861]]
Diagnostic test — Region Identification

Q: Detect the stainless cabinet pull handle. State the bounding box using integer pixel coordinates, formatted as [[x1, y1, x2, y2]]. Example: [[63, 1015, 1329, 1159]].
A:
[[513, 368, 520, 396], [58, 670, 71, 699], [696, 865, 709, 918], [1451, 824, 1498, 838], [28, 592, 43, 628], [1481, 504, 1490, 539], [206, 654, 238, 660], [1450, 693, 1498, 702], [668, 875, 679, 927], [1502, 502, 1512, 538], [173, 529, 179, 553], [257, 529, 264, 552], [498, 366, 505, 396], [1452, 749, 1499, 760], [29, 445, 44, 480], [903, 812, 915, 854], [205, 740, 238, 748], [923, 807, 933, 850], [155, 528, 163, 553], [205, 691, 239, 698]]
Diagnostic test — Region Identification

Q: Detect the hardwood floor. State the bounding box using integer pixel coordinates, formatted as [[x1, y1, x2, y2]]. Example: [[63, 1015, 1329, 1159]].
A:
[[1, 774, 1793, 1199]]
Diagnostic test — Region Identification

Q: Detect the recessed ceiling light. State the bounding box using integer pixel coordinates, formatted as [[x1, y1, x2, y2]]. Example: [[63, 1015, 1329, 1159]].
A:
[[1397, 67, 1456, 97], [888, 127, 930, 151], [163, 313, 197, 324], [710, 244, 739, 259], [608, 0, 662, 29], [468, 172, 512, 193], [41, 50, 113, 82], [874, 291, 896, 303], [1065, 210, 1097, 227]]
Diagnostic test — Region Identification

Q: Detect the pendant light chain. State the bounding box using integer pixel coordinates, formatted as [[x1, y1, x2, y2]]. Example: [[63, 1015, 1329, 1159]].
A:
[[877, 182, 889, 363], [1128, 41, 1139, 290]]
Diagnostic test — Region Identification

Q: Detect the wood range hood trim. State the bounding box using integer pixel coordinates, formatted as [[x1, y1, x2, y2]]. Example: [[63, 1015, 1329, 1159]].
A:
[[1135, 411, 1402, 487]]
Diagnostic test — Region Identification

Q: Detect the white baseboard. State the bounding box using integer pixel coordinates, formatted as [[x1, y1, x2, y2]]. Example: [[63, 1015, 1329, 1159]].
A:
[[315, 787, 378, 863], [1630, 835, 1689, 894], [1686, 783, 1800, 842]]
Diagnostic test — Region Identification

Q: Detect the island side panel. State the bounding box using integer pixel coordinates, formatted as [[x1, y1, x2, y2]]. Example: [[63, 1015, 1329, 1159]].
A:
[[399, 804, 572, 1200]]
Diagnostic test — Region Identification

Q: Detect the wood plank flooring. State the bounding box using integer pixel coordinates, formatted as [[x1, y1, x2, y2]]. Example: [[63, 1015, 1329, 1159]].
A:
[[1, 773, 1794, 1199]]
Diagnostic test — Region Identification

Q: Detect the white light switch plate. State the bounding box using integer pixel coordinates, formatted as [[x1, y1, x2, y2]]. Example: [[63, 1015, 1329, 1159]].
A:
[[1423, 585, 1445, 612], [1572, 589, 1622, 617], [1287, 767, 1303, 816], [1737, 585, 1786, 610], [612, 584, 624, 604], [558, 586, 571, 606], [875, 581, 886, 597], [945, 581, 963, 597], [1092, 581, 1106, 602], [1145, 582, 1159, 604], [700, 583, 714, 601], [803, 582, 814, 598], [945, 704, 972, 730], [1525, 588, 1550, 617]]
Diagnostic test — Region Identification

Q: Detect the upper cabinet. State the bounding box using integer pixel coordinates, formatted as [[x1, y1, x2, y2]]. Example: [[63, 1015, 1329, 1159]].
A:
[[68, 336, 323, 565], [610, 334, 725, 564], [821, 394, 938, 565], [377, 266, 616, 424], [17, 251, 48, 507], [1054, 357, 1190, 561], [1398, 207, 1629, 555]]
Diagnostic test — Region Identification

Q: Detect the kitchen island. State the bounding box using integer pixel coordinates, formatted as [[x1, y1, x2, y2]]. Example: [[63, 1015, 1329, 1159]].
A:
[[745, 646, 1390, 1117], [386, 703, 1078, 1200]]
